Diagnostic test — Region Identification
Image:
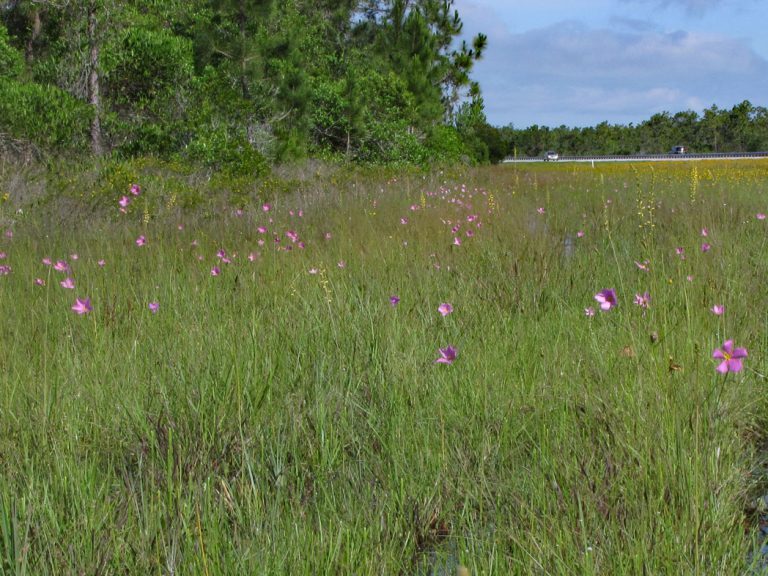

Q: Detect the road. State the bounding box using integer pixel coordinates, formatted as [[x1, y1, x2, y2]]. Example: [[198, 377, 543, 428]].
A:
[[502, 152, 768, 163]]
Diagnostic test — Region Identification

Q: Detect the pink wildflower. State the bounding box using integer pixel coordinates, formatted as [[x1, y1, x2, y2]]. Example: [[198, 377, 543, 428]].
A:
[[594, 289, 618, 311], [434, 346, 457, 365], [713, 340, 747, 373], [634, 292, 651, 309], [71, 298, 92, 315]]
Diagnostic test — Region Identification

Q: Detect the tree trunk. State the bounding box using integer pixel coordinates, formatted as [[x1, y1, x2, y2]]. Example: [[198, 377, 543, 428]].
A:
[[88, 2, 104, 156], [25, 8, 42, 63]]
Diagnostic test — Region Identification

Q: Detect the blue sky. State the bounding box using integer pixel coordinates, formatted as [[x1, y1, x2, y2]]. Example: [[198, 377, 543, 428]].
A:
[[454, 0, 768, 128]]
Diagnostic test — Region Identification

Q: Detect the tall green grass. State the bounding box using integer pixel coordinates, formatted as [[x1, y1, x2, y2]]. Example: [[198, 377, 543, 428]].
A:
[[1, 160, 767, 574]]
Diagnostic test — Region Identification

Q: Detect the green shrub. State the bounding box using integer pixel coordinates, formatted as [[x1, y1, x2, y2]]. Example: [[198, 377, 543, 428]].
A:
[[0, 78, 92, 151], [184, 127, 269, 177], [0, 24, 23, 79]]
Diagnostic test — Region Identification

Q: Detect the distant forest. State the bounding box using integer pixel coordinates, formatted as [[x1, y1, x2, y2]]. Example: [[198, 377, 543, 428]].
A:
[[499, 101, 768, 159], [1, 1, 766, 169]]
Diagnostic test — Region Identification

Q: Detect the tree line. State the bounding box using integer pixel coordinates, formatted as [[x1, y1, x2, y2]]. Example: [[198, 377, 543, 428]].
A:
[[0, 0, 491, 172], [487, 101, 768, 160]]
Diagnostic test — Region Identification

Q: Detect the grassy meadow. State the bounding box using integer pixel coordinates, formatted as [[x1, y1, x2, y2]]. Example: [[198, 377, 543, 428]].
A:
[[2, 160, 768, 574]]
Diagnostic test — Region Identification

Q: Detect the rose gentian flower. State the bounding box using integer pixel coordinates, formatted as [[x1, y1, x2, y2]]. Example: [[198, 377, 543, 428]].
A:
[[594, 289, 617, 311]]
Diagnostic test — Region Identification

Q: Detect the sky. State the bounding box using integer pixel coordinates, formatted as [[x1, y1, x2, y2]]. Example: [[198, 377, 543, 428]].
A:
[[453, 0, 768, 128]]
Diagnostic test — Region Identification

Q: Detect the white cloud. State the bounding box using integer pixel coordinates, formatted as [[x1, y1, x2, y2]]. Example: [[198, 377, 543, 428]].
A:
[[619, 0, 754, 16], [471, 21, 768, 126]]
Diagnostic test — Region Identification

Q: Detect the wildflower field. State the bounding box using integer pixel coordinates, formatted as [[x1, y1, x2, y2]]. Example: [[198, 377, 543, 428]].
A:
[[2, 160, 768, 574]]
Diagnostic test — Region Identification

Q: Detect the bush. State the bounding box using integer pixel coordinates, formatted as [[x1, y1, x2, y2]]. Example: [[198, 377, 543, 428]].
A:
[[0, 24, 23, 79], [184, 128, 270, 177], [0, 79, 92, 151]]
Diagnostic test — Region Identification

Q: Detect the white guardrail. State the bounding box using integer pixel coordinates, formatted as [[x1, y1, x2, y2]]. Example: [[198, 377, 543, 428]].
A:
[[502, 152, 768, 163]]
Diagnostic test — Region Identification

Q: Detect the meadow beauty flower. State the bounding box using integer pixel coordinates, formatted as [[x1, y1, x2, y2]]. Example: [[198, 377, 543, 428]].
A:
[[438, 303, 453, 316], [675, 247, 685, 259], [54, 260, 69, 272], [210, 266, 221, 276], [400, 217, 409, 225], [711, 304, 725, 315], [701, 242, 711, 253], [713, 340, 747, 373], [635, 260, 650, 272], [248, 252, 259, 261], [537, 207, 545, 215], [594, 289, 617, 311], [136, 235, 146, 246], [701, 227, 709, 236], [130, 184, 141, 196], [434, 346, 457, 365], [148, 302, 160, 313], [757, 213, 766, 221], [42, 257, 52, 266], [35, 278, 45, 286], [0, 252, 5, 259], [577, 231, 585, 238], [585, 307, 595, 317], [453, 237, 462, 246], [337, 260, 346, 268], [634, 292, 650, 309], [98, 259, 106, 267], [262, 204, 271, 212], [257, 226, 267, 234], [71, 298, 92, 315], [0, 265, 10, 275], [119, 196, 131, 208], [60, 277, 75, 289], [389, 295, 400, 306]]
